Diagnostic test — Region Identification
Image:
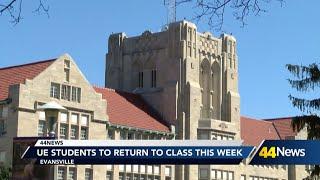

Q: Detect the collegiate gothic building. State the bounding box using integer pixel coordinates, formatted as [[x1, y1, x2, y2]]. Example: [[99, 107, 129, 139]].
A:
[[0, 20, 309, 180], [105, 20, 308, 180]]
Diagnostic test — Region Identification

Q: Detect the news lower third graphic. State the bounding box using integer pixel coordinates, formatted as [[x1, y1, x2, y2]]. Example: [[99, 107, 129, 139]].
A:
[[22, 140, 253, 165], [250, 140, 316, 165], [20, 139, 320, 165]]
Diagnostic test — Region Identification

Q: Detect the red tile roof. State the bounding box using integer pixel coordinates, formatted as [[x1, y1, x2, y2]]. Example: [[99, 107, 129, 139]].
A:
[[241, 116, 281, 146], [94, 87, 171, 133], [264, 117, 297, 139], [0, 59, 55, 101]]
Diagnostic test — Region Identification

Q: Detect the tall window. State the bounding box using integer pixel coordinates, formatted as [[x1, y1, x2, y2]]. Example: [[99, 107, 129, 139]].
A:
[[119, 172, 125, 180], [128, 132, 134, 140], [71, 87, 81, 103], [61, 85, 71, 100], [200, 59, 210, 118], [57, 167, 66, 180], [70, 125, 78, 139], [241, 175, 246, 180], [68, 167, 76, 180], [72, 87, 77, 102], [107, 129, 114, 140], [85, 169, 93, 180], [165, 166, 172, 180], [60, 124, 68, 139], [38, 121, 46, 136], [0, 119, 6, 135], [80, 127, 88, 140], [0, 106, 3, 118], [106, 171, 113, 180], [64, 60, 70, 82], [134, 174, 139, 180], [151, 70, 157, 88], [120, 131, 127, 140], [0, 151, 6, 163], [138, 72, 144, 88], [64, 69, 70, 82], [50, 83, 60, 99]]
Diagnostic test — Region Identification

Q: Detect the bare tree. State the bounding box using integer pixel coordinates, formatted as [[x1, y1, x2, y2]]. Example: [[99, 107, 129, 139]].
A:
[[176, 0, 284, 30], [0, 0, 49, 25]]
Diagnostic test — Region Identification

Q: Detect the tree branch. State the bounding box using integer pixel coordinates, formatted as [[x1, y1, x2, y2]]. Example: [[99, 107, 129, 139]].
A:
[[0, 0, 50, 24], [177, 0, 284, 30]]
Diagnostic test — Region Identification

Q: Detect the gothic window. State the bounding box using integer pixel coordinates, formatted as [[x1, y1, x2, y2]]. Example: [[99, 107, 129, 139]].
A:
[[132, 61, 142, 89], [212, 61, 220, 111], [151, 70, 157, 88], [200, 59, 211, 118], [144, 59, 155, 88], [138, 72, 144, 88]]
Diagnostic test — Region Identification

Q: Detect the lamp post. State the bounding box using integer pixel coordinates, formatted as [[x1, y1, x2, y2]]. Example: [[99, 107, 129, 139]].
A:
[[37, 101, 67, 180], [37, 101, 67, 137]]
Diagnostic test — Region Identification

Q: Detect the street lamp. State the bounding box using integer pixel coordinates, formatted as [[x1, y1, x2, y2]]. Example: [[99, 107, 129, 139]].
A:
[[37, 101, 67, 137]]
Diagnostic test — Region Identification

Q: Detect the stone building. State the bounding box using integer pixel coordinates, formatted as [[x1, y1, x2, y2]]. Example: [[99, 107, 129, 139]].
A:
[[0, 54, 175, 180], [105, 20, 309, 180], [0, 20, 311, 180]]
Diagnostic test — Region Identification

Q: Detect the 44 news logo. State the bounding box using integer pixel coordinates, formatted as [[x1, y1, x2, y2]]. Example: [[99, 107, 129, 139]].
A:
[[258, 146, 305, 159]]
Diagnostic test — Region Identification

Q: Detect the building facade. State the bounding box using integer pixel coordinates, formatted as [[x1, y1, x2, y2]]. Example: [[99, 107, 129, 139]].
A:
[[105, 20, 309, 180], [0, 55, 174, 180], [0, 20, 311, 180]]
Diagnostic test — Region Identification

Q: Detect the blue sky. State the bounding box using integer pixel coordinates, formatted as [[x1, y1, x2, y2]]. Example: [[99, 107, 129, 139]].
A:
[[1, 1, 319, 119]]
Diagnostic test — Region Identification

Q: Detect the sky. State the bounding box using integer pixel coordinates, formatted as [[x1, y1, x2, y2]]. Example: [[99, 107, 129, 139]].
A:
[[1, 0, 319, 119]]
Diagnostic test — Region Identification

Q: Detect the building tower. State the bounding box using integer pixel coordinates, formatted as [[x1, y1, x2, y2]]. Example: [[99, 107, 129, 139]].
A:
[[105, 20, 240, 180]]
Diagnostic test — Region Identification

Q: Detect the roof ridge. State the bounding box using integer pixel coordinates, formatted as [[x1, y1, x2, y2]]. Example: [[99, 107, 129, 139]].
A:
[[93, 85, 116, 92], [263, 117, 293, 121], [241, 116, 274, 124], [0, 58, 56, 71]]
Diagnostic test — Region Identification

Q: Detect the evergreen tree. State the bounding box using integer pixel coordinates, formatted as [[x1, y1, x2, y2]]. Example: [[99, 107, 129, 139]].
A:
[[0, 166, 11, 180], [286, 63, 320, 179]]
